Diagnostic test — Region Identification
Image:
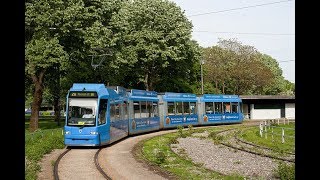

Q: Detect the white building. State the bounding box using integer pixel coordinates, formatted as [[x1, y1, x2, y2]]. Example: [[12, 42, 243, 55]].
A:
[[240, 95, 295, 120]]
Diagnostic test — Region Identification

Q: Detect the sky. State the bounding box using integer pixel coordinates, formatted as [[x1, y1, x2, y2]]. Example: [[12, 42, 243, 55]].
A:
[[169, 0, 295, 83]]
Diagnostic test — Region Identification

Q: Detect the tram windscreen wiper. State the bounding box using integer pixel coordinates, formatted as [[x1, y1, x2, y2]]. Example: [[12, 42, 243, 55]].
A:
[[78, 117, 95, 128]]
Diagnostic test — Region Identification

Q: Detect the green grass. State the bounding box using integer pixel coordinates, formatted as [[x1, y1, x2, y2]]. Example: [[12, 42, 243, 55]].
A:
[[239, 123, 295, 154], [25, 119, 65, 130], [25, 120, 65, 180], [273, 162, 295, 180], [139, 126, 246, 180]]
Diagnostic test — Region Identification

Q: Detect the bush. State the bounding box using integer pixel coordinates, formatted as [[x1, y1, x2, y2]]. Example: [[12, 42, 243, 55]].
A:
[[25, 129, 64, 179], [273, 162, 295, 180], [155, 150, 166, 164], [177, 125, 186, 138], [208, 131, 223, 144]]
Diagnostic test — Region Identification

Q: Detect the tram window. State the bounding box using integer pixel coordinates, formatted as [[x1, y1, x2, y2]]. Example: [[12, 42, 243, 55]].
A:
[[110, 103, 116, 121], [115, 104, 120, 120], [231, 102, 238, 113], [214, 102, 222, 114], [98, 99, 108, 125], [183, 102, 190, 115], [205, 102, 214, 114], [141, 101, 148, 118], [175, 102, 183, 115], [146, 101, 152, 117], [224, 102, 231, 113], [122, 102, 128, 119], [190, 102, 196, 115], [134, 101, 141, 119], [167, 102, 175, 115], [120, 102, 125, 120], [152, 102, 158, 117]]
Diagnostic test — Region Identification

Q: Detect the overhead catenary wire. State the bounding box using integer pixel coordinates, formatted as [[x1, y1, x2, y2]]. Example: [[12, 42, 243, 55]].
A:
[[187, 0, 293, 17], [193, 30, 294, 36], [278, 60, 294, 63]]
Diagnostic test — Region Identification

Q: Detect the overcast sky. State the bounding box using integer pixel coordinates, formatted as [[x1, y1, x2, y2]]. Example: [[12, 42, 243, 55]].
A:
[[169, 0, 295, 83]]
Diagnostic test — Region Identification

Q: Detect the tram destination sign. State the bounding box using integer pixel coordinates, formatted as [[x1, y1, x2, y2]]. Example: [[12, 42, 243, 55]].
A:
[[69, 91, 98, 98]]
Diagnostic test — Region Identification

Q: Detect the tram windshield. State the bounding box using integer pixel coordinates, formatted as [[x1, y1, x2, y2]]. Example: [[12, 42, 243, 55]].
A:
[[67, 98, 98, 127]]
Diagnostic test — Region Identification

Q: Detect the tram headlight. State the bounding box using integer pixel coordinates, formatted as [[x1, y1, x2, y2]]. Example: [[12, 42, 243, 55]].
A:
[[90, 131, 99, 135], [65, 131, 71, 135]]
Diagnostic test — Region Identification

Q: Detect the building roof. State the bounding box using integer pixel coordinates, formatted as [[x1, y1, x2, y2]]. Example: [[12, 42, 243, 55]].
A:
[[239, 95, 295, 100]]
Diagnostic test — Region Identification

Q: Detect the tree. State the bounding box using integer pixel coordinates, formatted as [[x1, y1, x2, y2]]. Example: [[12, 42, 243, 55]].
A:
[[111, 0, 201, 91], [26, 0, 124, 131], [25, 37, 68, 132], [26, 0, 86, 132], [203, 38, 275, 95], [258, 54, 288, 95]]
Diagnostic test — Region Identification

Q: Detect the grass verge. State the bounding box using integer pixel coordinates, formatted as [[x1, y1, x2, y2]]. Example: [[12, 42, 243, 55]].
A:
[[25, 119, 65, 180]]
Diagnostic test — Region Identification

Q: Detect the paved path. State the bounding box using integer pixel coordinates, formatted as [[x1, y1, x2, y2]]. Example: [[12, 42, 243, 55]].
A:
[[98, 130, 177, 180], [59, 149, 106, 180]]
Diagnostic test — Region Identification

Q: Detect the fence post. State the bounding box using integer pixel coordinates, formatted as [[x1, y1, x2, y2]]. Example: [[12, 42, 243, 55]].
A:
[[278, 119, 279, 125], [259, 123, 263, 137], [282, 128, 285, 143], [272, 127, 274, 142], [264, 120, 267, 132]]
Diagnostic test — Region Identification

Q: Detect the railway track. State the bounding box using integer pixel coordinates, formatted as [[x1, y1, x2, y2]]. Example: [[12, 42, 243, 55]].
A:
[[52, 121, 294, 180], [54, 148, 111, 180], [215, 126, 295, 163]]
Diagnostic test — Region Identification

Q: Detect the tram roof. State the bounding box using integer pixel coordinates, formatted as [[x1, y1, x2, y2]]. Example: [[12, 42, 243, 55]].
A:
[[200, 94, 241, 102], [162, 92, 197, 102], [239, 95, 295, 100], [69, 83, 110, 97], [128, 89, 158, 101]]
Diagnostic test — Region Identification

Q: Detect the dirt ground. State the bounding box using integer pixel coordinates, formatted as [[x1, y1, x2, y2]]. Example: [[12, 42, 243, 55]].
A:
[[37, 148, 66, 180]]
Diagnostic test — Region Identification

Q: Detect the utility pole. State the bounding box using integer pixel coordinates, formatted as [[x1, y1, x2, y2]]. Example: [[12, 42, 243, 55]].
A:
[[201, 60, 204, 94]]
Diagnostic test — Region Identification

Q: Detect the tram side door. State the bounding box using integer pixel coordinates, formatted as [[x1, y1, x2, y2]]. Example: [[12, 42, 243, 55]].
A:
[[97, 99, 109, 144]]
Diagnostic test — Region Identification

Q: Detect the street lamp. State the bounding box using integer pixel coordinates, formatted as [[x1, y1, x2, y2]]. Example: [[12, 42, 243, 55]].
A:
[[200, 60, 204, 94]]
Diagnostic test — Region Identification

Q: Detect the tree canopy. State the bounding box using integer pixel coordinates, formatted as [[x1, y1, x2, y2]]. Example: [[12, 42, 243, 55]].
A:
[[25, 0, 294, 132]]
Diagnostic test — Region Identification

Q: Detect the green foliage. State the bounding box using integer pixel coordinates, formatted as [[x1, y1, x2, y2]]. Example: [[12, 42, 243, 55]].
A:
[[177, 125, 186, 138], [25, 120, 65, 179], [273, 162, 295, 180], [155, 150, 166, 164], [202, 38, 292, 95], [25, 0, 123, 131], [25, 37, 69, 75], [25, 158, 41, 180], [240, 123, 295, 154], [208, 131, 224, 144], [141, 133, 244, 179], [111, 0, 201, 91], [167, 136, 179, 145]]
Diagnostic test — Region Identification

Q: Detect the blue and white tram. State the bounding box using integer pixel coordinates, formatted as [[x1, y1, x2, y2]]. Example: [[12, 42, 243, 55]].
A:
[[64, 83, 244, 147], [199, 94, 243, 124], [128, 89, 160, 135], [159, 92, 199, 129], [64, 83, 128, 146]]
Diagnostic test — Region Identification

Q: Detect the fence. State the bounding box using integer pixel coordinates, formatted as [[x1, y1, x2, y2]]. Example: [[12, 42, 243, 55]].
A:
[[259, 118, 295, 144]]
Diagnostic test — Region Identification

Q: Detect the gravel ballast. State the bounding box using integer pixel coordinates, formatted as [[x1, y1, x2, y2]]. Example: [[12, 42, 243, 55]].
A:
[[171, 137, 280, 179]]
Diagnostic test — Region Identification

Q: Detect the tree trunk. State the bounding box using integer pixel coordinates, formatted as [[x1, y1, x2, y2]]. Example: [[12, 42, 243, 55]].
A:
[[144, 72, 149, 91], [53, 68, 61, 126], [53, 95, 60, 126], [29, 70, 45, 132], [215, 80, 218, 92], [222, 81, 225, 94]]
